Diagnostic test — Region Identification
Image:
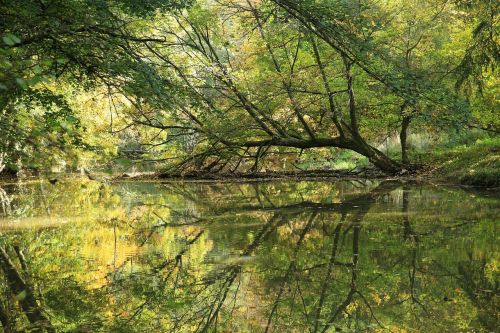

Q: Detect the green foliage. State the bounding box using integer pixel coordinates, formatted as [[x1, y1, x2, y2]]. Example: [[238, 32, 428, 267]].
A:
[[0, 0, 190, 173], [454, 0, 499, 92], [0, 0, 497, 175], [117, 0, 194, 15]]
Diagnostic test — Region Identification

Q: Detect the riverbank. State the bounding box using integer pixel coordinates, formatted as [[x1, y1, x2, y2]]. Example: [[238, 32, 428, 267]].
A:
[[148, 138, 499, 187], [1, 138, 499, 188], [420, 137, 500, 188]]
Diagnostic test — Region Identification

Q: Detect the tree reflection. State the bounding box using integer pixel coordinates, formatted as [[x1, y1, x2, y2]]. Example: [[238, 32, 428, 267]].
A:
[[0, 180, 497, 332]]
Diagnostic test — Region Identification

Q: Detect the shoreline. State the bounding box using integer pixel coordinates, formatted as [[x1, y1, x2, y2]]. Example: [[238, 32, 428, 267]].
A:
[[1, 167, 499, 189], [112, 169, 499, 189]]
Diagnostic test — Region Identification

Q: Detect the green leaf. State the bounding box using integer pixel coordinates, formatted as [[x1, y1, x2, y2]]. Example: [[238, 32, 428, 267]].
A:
[[116, 158, 132, 168], [1, 60, 13, 69], [2, 35, 14, 46], [2, 33, 20, 46], [66, 115, 79, 124], [15, 77, 28, 89], [11, 34, 21, 44], [15, 290, 27, 301], [33, 65, 43, 74]]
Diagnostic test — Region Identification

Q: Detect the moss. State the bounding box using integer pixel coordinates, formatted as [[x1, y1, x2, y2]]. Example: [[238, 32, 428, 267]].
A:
[[425, 137, 500, 187]]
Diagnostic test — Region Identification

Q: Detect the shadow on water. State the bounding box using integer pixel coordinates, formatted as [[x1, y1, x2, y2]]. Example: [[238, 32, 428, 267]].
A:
[[0, 179, 498, 332]]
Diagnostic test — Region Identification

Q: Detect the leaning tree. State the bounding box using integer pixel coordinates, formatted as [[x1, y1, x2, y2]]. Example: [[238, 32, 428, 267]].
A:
[[128, 0, 469, 174]]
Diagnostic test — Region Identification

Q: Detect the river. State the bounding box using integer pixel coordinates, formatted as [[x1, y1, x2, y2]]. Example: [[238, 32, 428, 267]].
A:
[[0, 178, 498, 332]]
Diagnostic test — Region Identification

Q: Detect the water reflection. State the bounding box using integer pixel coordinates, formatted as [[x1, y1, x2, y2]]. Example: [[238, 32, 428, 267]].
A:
[[0, 179, 498, 332]]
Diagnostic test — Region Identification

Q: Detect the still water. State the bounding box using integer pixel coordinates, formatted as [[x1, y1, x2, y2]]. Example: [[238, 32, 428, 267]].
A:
[[0, 179, 498, 332]]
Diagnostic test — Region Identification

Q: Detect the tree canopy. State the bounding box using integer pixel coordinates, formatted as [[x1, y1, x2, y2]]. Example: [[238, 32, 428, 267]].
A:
[[0, 0, 498, 175]]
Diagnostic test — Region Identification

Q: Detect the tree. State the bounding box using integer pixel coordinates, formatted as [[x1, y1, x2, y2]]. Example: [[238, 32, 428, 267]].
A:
[[124, 0, 478, 174], [0, 0, 190, 173], [0, 0, 496, 175], [129, 0, 407, 174]]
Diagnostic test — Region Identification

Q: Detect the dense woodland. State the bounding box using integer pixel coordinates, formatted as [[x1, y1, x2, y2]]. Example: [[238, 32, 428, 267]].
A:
[[0, 0, 498, 177]]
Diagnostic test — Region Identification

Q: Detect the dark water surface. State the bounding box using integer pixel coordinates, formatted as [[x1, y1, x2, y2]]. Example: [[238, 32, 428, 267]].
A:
[[0, 179, 498, 332]]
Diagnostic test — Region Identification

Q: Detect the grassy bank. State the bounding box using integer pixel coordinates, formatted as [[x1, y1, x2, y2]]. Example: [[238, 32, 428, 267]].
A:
[[422, 137, 500, 187]]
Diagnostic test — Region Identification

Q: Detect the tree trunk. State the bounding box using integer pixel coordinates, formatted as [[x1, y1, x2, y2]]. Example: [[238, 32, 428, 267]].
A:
[[0, 153, 5, 174], [400, 115, 411, 165], [231, 134, 403, 174], [349, 136, 402, 174]]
